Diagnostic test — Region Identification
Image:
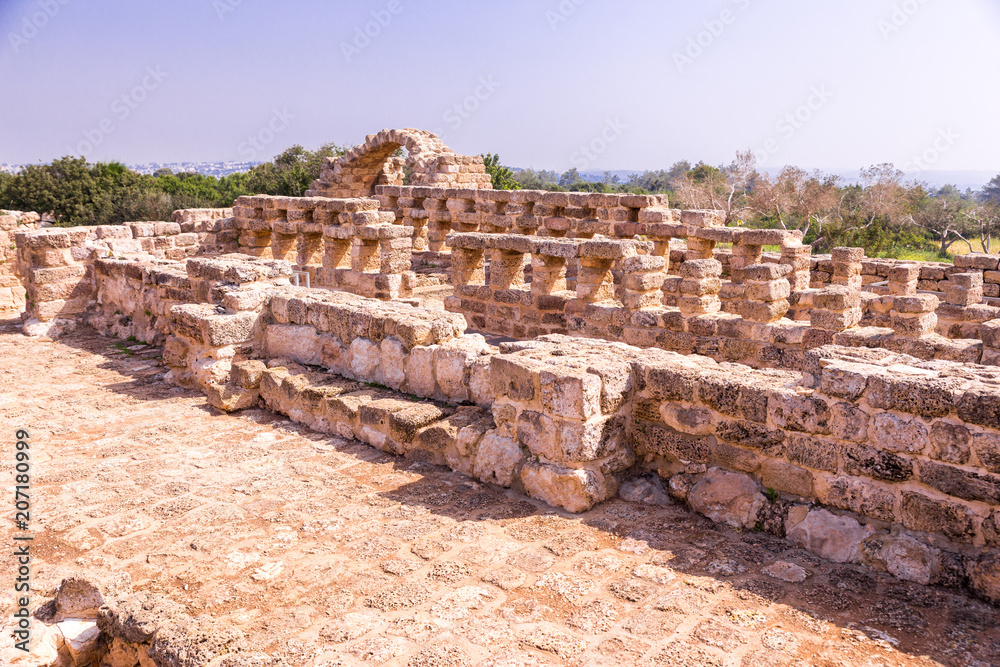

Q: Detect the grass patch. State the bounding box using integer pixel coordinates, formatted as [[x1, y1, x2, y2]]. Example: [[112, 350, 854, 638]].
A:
[[111, 341, 136, 357]]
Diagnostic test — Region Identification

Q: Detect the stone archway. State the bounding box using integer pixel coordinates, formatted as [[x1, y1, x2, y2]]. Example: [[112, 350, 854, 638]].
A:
[[306, 128, 492, 198]]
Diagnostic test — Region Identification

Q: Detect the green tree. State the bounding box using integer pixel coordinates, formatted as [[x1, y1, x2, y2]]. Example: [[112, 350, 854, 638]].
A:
[[243, 143, 344, 197], [908, 185, 974, 256], [982, 173, 1000, 206], [482, 153, 520, 190], [558, 168, 580, 187]]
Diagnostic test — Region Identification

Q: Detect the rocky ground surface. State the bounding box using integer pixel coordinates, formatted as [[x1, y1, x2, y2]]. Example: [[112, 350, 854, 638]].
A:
[[1, 315, 999, 667]]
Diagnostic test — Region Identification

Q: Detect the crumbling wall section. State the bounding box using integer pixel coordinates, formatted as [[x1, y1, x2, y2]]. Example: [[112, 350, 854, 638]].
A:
[[307, 129, 491, 198], [13, 218, 236, 337], [0, 210, 39, 311]]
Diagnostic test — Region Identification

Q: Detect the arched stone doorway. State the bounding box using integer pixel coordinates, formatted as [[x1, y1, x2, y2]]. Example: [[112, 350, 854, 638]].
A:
[[306, 128, 492, 198]]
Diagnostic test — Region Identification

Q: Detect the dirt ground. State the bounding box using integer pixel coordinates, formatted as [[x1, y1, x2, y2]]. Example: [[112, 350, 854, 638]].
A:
[[1, 315, 999, 667]]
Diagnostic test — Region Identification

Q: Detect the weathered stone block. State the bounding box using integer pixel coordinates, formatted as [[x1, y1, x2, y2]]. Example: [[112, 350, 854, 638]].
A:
[[786, 508, 871, 563], [715, 420, 785, 455], [818, 476, 896, 523], [785, 434, 839, 472], [520, 463, 616, 513], [929, 422, 971, 465], [266, 325, 321, 366], [688, 468, 764, 529], [917, 460, 1000, 505], [829, 403, 870, 443], [870, 413, 928, 454], [768, 392, 831, 435], [231, 360, 267, 389], [842, 443, 913, 482], [540, 368, 602, 420], [635, 424, 710, 463], [958, 386, 1000, 431], [473, 432, 524, 487], [900, 491, 976, 542], [205, 383, 258, 412], [490, 355, 541, 402], [710, 441, 760, 473], [761, 460, 814, 497]]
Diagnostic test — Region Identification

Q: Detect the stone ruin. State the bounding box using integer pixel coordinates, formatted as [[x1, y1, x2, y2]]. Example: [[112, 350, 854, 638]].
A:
[[11, 130, 1000, 616], [0, 209, 40, 312]]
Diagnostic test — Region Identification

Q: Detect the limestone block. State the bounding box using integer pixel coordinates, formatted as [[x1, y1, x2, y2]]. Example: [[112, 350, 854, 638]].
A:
[[811, 307, 862, 331], [679, 295, 721, 317], [970, 553, 1000, 604], [540, 367, 603, 420], [434, 336, 491, 404], [405, 346, 439, 398], [678, 259, 722, 280], [266, 325, 321, 366], [786, 508, 872, 563], [469, 357, 493, 407], [890, 311, 937, 336], [57, 619, 102, 667], [870, 413, 928, 454], [520, 462, 617, 513], [688, 468, 764, 529], [738, 299, 789, 323], [760, 460, 814, 497], [813, 286, 861, 311], [349, 337, 382, 381], [900, 491, 976, 542], [231, 360, 267, 389], [945, 286, 983, 307], [681, 210, 725, 228], [380, 338, 408, 390], [929, 422, 971, 465], [206, 383, 258, 412], [954, 253, 1000, 271], [473, 432, 524, 487]]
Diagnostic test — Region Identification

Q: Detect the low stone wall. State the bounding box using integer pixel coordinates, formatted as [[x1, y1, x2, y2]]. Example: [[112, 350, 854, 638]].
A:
[[487, 335, 1000, 601], [0, 210, 39, 311], [440, 232, 991, 370], [13, 216, 234, 336], [810, 252, 1000, 300]]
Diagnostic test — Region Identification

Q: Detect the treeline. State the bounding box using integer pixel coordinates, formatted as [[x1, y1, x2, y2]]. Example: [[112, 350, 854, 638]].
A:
[[4, 143, 998, 261], [0, 144, 344, 227], [489, 153, 1000, 259]]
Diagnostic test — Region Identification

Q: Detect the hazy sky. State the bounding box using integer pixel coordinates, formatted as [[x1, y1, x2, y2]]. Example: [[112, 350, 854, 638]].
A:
[[1, 0, 999, 174]]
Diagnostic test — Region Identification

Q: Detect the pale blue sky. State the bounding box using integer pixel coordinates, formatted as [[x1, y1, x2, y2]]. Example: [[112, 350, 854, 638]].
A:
[[1, 0, 998, 173]]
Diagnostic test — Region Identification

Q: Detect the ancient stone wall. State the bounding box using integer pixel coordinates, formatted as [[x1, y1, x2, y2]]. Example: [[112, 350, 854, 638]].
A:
[[0, 210, 39, 311], [13, 215, 235, 336], [231, 194, 415, 300]]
